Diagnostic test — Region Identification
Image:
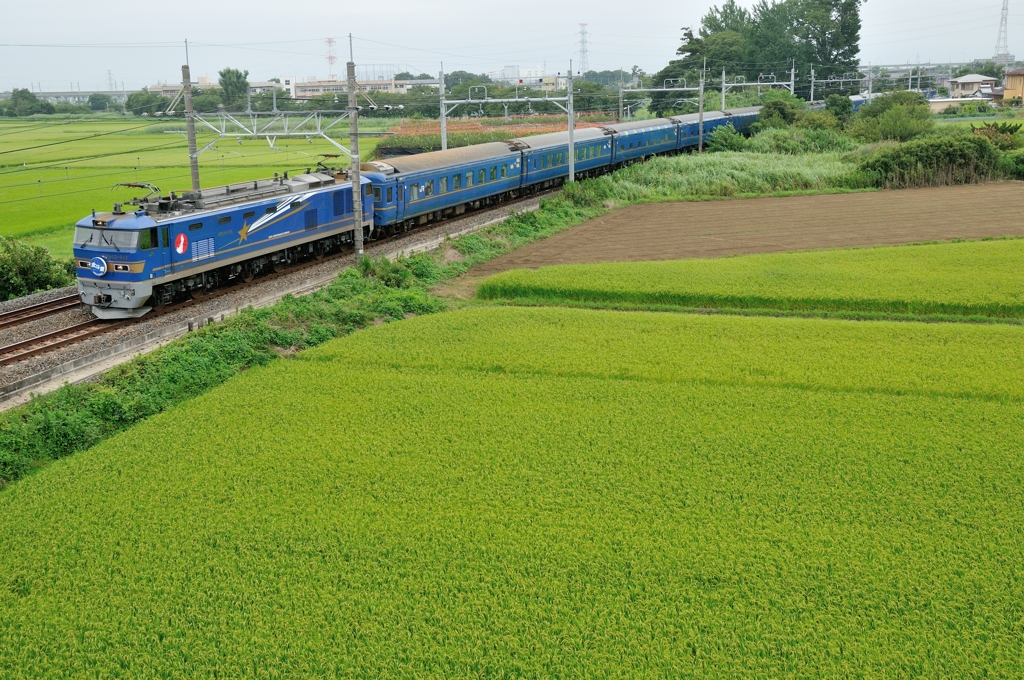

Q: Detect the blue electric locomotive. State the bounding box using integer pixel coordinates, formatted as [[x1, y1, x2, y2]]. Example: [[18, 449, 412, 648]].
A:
[[74, 172, 372, 318]]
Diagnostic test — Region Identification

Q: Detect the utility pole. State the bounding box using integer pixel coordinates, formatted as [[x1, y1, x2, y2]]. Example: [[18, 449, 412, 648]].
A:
[[790, 60, 796, 97], [618, 83, 624, 121], [567, 61, 575, 183], [182, 64, 200, 193], [810, 67, 815, 103], [698, 58, 706, 152], [439, 63, 448, 151], [347, 35, 363, 257]]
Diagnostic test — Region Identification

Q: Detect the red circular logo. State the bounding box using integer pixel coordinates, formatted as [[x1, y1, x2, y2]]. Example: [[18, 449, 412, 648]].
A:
[[174, 233, 188, 255]]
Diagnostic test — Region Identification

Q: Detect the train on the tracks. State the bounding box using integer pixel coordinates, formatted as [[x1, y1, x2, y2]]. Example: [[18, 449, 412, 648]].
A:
[[74, 106, 761, 319]]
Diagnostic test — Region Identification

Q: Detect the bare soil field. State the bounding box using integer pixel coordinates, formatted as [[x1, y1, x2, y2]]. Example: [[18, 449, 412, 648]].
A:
[[440, 183, 1024, 298]]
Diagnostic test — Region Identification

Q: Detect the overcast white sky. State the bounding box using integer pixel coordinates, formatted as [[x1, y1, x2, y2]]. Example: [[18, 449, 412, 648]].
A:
[[0, 0, 1019, 92]]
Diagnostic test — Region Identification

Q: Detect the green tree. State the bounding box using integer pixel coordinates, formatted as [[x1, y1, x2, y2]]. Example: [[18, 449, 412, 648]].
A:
[[825, 93, 852, 123], [1, 89, 55, 116], [793, 0, 863, 79], [87, 93, 113, 111], [125, 88, 169, 115], [218, 67, 250, 109], [953, 61, 1005, 84], [394, 72, 415, 80]]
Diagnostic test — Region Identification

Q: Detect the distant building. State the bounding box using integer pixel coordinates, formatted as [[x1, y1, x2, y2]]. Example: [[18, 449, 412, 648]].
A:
[[0, 89, 132, 105], [1000, 67, 1024, 103], [284, 76, 440, 100], [949, 74, 998, 98]]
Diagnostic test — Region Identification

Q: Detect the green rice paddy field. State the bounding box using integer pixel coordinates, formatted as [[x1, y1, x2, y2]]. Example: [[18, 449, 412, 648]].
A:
[[2, 304, 1023, 676], [479, 237, 1024, 319], [0, 118, 387, 256]]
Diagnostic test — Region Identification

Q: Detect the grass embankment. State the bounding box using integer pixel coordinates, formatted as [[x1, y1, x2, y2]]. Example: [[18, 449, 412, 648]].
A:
[[2, 306, 1023, 676], [479, 238, 1024, 321], [0, 119, 391, 255]]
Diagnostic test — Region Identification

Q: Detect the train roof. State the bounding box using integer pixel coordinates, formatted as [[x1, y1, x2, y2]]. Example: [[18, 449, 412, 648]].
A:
[[78, 172, 368, 228], [508, 127, 609, 150], [370, 142, 519, 176], [601, 118, 677, 133]]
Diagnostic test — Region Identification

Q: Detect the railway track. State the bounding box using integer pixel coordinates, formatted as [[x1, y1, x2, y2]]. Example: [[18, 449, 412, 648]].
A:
[[0, 294, 82, 330], [0, 319, 131, 367]]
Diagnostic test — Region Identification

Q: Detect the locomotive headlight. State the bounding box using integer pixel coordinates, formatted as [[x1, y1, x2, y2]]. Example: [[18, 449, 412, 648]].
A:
[[89, 257, 108, 277]]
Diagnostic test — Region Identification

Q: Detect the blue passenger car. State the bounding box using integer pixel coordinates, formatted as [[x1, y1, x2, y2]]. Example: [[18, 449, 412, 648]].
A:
[[606, 119, 679, 164], [74, 173, 372, 318], [363, 142, 523, 233], [510, 128, 612, 188]]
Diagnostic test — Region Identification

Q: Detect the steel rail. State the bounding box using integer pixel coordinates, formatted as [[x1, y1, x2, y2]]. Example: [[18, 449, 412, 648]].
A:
[[0, 295, 82, 330]]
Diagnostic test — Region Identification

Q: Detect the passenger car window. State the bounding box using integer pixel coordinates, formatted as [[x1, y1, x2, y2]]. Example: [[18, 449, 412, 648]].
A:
[[500, 164, 507, 178], [478, 169, 486, 184], [440, 176, 448, 193], [425, 180, 434, 196], [454, 174, 462, 190], [489, 166, 497, 181], [411, 183, 419, 199], [373, 187, 382, 201], [466, 172, 474, 186], [386, 187, 393, 202]]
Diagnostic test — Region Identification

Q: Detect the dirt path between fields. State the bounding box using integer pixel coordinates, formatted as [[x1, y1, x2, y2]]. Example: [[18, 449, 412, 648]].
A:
[[437, 182, 1024, 299]]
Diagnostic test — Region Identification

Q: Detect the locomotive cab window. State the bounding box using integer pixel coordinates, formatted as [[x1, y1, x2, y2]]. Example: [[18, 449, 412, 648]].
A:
[[161, 227, 169, 248], [139, 227, 158, 250]]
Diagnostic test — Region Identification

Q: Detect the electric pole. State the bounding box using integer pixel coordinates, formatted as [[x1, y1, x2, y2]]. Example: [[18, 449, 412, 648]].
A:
[[721, 69, 727, 110], [698, 59, 706, 153], [182, 64, 200, 193], [440, 63, 448, 151], [567, 61, 575, 183], [347, 35, 363, 257]]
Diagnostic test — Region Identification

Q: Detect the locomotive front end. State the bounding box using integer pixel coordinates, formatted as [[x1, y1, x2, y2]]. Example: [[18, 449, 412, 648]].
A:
[[73, 208, 162, 319]]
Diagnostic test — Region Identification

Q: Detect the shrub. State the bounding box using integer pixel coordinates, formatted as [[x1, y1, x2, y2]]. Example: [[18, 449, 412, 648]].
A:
[[825, 94, 853, 124], [859, 133, 1002, 188], [707, 123, 747, 152], [746, 127, 857, 154], [796, 110, 842, 131], [0, 237, 75, 300], [971, 121, 1023, 150], [761, 99, 800, 125], [850, 104, 935, 143]]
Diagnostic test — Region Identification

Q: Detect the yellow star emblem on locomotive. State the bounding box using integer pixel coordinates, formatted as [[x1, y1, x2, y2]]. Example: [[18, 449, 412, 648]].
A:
[[238, 222, 249, 242]]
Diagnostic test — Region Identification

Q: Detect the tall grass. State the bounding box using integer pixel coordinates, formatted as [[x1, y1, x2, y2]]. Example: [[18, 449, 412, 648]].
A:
[[564, 152, 865, 206]]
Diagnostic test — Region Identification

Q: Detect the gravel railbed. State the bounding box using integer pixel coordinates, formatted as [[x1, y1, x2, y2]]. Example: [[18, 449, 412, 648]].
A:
[[0, 194, 547, 389], [0, 285, 77, 314]]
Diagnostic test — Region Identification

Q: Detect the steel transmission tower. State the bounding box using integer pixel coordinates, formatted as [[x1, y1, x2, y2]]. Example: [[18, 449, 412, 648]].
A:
[[326, 37, 338, 81], [994, 0, 1015, 66], [578, 24, 589, 76]]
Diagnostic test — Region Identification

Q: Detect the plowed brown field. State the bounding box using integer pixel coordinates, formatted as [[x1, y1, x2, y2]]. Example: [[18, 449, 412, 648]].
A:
[[441, 183, 1024, 297]]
